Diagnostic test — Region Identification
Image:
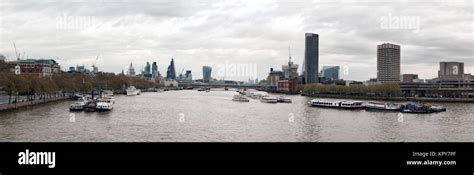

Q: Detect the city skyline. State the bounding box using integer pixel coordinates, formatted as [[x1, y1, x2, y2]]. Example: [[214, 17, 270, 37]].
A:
[[0, 0, 472, 81]]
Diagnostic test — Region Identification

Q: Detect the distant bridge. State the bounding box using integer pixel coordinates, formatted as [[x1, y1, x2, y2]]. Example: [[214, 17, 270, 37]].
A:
[[178, 82, 265, 89]]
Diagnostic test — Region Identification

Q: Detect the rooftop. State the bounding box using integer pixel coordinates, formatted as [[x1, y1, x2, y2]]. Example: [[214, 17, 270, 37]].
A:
[[9, 59, 59, 65]]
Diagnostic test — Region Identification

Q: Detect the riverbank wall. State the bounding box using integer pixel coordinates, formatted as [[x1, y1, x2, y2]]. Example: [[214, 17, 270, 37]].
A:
[[0, 96, 71, 112]]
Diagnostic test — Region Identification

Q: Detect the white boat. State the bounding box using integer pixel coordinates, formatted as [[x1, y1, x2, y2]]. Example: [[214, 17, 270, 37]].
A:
[[126, 86, 141, 96], [309, 99, 340, 107], [365, 102, 401, 111], [339, 101, 365, 109], [232, 95, 250, 102], [277, 96, 292, 103], [250, 92, 268, 99], [102, 90, 114, 96], [260, 96, 277, 103], [69, 97, 87, 111], [95, 97, 114, 112]]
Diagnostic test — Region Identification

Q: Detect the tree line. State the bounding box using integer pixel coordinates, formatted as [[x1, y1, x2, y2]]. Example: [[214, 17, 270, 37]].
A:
[[0, 60, 161, 104]]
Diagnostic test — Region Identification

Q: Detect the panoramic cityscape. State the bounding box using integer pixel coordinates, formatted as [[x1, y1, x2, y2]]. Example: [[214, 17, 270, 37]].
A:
[[0, 0, 473, 142]]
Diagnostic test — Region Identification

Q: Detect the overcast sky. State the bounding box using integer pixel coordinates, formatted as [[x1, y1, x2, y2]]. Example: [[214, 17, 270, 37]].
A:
[[0, 0, 472, 81]]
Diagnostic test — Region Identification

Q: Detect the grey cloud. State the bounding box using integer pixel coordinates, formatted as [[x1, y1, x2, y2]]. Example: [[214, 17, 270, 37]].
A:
[[0, 0, 472, 81]]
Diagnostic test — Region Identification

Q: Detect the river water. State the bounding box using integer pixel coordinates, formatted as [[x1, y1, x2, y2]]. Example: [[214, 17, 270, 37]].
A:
[[0, 90, 473, 142]]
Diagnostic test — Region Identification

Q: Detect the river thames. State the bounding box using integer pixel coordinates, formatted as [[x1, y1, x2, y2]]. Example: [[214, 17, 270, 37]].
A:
[[0, 90, 473, 142]]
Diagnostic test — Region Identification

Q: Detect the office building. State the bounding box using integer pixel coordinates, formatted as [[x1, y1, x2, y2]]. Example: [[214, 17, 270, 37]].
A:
[[152, 62, 158, 78], [144, 62, 151, 74], [166, 58, 176, 80], [321, 66, 340, 80], [377, 43, 401, 82], [303, 33, 319, 84], [8, 59, 60, 77], [203, 66, 212, 83]]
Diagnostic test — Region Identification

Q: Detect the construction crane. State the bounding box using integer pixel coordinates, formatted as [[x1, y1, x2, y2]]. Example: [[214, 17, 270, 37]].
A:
[[288, 46, 292, 62], [13, 42, 19, 60], [95, 54, 99, 65]]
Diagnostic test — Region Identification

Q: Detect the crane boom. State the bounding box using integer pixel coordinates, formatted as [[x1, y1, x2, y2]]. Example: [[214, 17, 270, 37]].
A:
[[288, 46, 292, 62], [13, 42, 19, 60]]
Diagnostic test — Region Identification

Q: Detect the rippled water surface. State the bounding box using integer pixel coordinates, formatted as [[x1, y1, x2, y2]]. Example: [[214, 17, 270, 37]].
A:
[[1, 90, 473, 142]]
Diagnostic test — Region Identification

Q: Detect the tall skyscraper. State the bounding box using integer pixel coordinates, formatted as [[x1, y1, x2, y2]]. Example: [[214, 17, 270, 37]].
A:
[[144, 61, 151, 74], [304, 33, 319, 84], [166, 58, 176, 80], [203, 66, 212, 83], [152, 62, 158, 78], [377, 43, 401, 82]]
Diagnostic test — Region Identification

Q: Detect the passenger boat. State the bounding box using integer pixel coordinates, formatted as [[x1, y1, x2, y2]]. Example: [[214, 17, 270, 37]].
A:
[[232, 95, 250, 102], [339, 101, 365, 109], [251, 92, 268, 99], [309, 99, 341, 108], [260, 96, 278, 103], [276, 96, 292, 103], [126, 86, 140, 96], [365, 102, 401, 112], [69, 97, 87, 111], [95, 97, 114, 112], [309, 99, 364, 109]]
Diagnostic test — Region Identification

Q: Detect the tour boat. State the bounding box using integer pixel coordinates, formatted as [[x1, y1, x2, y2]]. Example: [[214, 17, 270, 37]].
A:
[[365, 102, 401, 111], [276, 96, 292, 103], [250, 92, 268, 99], [95, 97, 114, 112], [69, 97, 87, 111], [232, 95, 250, 102], [339, 101, 365, 109], [309, 99, 340, 108], [260, 96, 278, 103], [126, 86, 140, 96]]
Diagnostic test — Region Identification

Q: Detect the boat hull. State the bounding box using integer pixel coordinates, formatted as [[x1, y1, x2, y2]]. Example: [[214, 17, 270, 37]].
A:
[[126, 91, 140, 96], [95, 108, 113, 112], [365, 107, 401, 112], [69, 107, 84, 112], [277, 99, 292, 103], [232, 99, 250, 102]]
